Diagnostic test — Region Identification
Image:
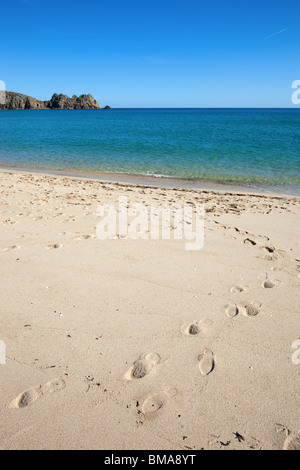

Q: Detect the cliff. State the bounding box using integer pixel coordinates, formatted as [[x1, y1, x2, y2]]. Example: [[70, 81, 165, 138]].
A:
[[0, 92, 102, 109]]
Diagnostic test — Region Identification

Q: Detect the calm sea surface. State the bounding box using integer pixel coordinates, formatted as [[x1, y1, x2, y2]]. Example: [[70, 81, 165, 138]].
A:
[[0, 108, 299, 195]]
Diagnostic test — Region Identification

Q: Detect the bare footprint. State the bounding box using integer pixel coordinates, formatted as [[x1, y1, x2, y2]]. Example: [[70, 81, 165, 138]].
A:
[[10, 378, 66, 409], [41, 378, 66, 395], [141, 388, 177, 416], [244, 304, 260, 317], [10, 386, 42, 409], [283, 433, 300, 450], [198, 348, 214, 376], [262, 278, 280, 289], [125, 353, 161, 380], [141, 393, 165, 415], [225, 304, 240, 318], [2, 245, 22, 252]]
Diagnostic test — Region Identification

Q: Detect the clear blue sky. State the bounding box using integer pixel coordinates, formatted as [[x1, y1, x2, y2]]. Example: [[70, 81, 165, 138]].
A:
[[1, 0, 299, 107]]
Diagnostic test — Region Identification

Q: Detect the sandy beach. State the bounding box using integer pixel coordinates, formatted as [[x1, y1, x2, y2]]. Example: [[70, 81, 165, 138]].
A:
[[0, 168, 300, 450]]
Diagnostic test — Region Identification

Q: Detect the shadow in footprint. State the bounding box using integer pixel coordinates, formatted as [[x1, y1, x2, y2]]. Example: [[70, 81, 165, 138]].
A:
[[225, 304, 240, 318], [181, 322, 201, 336], [244, 304, 261, 317], [244, 238, 257, 246], [125, 353, 161, 380], [262, 278, 280, 289], [263, 280, 275, 289]]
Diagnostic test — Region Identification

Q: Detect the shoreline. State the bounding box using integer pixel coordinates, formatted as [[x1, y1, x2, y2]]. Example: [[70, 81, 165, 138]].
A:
[[1, 165, 299, 199]]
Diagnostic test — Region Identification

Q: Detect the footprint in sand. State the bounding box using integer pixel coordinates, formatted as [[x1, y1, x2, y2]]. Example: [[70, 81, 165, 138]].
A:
[[243, 304, 261, 317], [181, 322, 201, 336], [46, 243, 63, 250], [198, 348, 214, 376], [75, 235, 94, 240], [9, 378, 66, 409], [140, 388, 177, 416], [187, 323, 200, 335], [283, 433, 300, 450], [10, 386, 42, 408], [262, 278, 281, 289], [225, 304, 241, 318], [2, 245, 22, 252], [2, 219, 18, 225], [263, 246, 278, 254], [257, 272, 279, 289], [125, 353, 161, 380], [244, 238, 257, 246], [262, 280, 276, 289], [230, 285, 246, 294], [41, 378, 67, 394]]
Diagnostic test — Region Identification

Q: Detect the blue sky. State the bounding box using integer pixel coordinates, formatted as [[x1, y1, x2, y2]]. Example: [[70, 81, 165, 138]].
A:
[[1, 0, 299, 107]]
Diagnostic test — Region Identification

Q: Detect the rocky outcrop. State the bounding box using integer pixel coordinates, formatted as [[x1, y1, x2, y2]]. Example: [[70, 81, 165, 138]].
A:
[[0, 92, 101, 109], [103, 105, 112, 109], [48, 93, 101, 109], [1, 92, 44, 109]]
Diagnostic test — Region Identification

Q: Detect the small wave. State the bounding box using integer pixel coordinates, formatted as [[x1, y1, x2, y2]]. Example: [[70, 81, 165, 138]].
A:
[[145, 172, 173, 178]]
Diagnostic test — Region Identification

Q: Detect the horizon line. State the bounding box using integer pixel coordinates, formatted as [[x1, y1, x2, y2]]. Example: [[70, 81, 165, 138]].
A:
[[1, 106, 299, 110]]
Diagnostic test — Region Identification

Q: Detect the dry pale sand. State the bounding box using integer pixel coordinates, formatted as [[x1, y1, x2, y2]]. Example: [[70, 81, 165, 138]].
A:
[[0, 168, 300, 450]]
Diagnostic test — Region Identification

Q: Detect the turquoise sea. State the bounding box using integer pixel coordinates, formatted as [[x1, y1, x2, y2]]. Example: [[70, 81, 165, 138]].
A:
[[0, 108, 300, 195]]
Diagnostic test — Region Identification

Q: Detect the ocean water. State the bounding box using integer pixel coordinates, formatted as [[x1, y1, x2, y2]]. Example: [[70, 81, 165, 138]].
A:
[[0, 108, 300, 195]]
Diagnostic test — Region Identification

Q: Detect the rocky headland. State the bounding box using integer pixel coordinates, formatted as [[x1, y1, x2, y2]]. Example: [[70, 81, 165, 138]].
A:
[[0, 92, 104, 109]]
